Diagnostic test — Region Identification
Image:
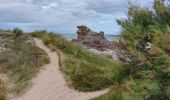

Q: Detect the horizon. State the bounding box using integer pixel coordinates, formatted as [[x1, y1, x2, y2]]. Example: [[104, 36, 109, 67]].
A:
[[0, 0, 152, 35]]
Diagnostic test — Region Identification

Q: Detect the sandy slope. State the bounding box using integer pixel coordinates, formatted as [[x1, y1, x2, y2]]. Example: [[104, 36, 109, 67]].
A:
[[11, 38, 109, 100]]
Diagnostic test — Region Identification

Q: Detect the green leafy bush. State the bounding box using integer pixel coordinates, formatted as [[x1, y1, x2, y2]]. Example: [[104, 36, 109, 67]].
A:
[[114, 0, 170, 99]]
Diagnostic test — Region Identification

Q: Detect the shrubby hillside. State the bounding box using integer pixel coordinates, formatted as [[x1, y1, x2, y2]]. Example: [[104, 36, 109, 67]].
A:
[[95, 0, 170, 99]]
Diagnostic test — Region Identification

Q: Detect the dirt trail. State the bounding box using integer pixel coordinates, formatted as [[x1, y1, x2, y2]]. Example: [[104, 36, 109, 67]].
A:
[[11, 38, 109, 100]]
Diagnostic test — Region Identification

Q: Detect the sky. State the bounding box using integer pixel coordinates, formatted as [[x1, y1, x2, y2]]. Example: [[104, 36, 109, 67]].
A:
[[0, 0, 153, 35]]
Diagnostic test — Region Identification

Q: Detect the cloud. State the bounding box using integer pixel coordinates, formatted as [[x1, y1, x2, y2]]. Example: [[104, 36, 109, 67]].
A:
[[26, 0, 32, 3], [0, 0, 153, 34], [42, 2, 58, 11]]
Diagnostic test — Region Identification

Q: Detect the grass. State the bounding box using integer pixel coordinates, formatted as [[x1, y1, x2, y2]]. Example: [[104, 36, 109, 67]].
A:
[[0, 33, 49, 94], [62, 55, 124, 91], [0, 80, 6, 100], [93, 67, 169, 100], [31, 31, 126, 91], [32, 31, 168, 99], [93, 78, 160, 100]]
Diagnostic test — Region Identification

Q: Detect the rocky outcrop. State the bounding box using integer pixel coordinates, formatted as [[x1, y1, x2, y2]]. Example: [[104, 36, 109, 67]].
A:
[[73, 25, 114, 51]]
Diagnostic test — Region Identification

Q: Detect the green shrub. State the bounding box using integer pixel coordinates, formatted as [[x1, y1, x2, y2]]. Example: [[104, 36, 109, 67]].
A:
[[115, 0, 170, 99], [13, 28, 23, 38]]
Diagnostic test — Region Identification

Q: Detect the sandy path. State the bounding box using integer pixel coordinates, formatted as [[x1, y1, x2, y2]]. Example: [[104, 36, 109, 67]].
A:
[[11, 38, 109, 100]]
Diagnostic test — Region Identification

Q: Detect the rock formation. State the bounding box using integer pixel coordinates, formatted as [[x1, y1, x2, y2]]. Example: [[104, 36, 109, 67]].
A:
[[73, 25, 114, 51]]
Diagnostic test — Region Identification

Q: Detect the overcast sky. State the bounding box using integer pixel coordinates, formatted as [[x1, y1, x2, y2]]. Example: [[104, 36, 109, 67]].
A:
[[0, 0, 153, 34]]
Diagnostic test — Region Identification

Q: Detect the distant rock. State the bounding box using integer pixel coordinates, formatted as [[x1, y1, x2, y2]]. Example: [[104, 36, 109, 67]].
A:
[[72, 25, 114, 51]]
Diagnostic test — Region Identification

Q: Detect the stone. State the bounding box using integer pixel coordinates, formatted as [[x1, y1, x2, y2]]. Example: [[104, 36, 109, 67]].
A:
[[73, 25, 114, 51]]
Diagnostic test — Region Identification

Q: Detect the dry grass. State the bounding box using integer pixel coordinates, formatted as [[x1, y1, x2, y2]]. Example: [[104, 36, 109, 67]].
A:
[[0, 32, 50, 94], [0, 80, 6, 100]]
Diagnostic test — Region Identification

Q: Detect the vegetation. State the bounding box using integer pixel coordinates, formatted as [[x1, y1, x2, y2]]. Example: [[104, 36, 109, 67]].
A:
[[0, 30, 49, 94], [13, 27, 23, 38], [31, 31, 125, 91], [1, 1, 170, 99], [95, 0, 170, 99], [0, 80, 5, 100]]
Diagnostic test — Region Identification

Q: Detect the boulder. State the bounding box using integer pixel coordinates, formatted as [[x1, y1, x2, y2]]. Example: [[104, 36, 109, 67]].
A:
[[73, 25, 114, 51]]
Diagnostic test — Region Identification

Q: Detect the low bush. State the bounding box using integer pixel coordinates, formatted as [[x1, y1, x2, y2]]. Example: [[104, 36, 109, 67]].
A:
[[13, 28, 23, 38], [95, 0, 170, 99]]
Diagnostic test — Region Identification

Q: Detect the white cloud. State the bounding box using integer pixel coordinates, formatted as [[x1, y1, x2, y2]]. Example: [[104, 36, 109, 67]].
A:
[[26, 0, 32, 3], [0, 0, 153, 34], [42, 2, 58, 11]]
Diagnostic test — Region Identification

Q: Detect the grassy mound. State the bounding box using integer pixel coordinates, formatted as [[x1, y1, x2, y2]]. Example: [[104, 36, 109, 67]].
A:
[[0, 30, 49, 93]]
